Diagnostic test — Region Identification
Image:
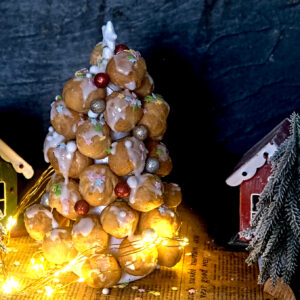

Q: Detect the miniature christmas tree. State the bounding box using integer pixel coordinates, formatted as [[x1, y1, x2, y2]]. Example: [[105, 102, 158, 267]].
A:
[[22, 21, 186, 291], [246, 112, 300, 286]]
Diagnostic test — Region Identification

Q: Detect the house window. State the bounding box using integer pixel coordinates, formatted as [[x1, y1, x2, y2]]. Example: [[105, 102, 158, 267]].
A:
[[0, 181, 6, 216], [251, 194, 260, 221]]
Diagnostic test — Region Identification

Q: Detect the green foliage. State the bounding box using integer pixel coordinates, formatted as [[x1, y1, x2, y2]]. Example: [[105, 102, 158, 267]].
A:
[[246, 112, 300, 286]]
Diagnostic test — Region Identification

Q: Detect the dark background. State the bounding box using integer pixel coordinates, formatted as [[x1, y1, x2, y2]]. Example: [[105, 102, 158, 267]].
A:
[[1, 0, 300, 246]]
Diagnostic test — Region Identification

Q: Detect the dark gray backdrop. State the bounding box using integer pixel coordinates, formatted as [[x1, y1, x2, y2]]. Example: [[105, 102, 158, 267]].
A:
[[1, 0, 300, 244]]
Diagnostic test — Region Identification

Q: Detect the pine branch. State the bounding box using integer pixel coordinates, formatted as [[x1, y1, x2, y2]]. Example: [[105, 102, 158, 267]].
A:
[[246, 112, 300, 286]]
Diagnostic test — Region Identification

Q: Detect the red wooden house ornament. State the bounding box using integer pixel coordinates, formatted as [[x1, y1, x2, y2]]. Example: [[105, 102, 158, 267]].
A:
[[226, 118, 291, 244]]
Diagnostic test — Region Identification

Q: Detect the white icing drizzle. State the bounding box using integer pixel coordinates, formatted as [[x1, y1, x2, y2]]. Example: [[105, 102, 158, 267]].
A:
[[88, 110, 99, 119], [113, 50, 140, 76], [88, 205, 106, 215], [80, 78, 98, 105], [110, 142, 117, 155], [125, 140, 132, 149], [110, 130, 130, 141], [49, 229, 67, 241], [125, 137, 148, 176], [124, 81, 136, 90], [127, 176, 138, 189], [73, 217, 95, 237], [158, 205, 175, 217], [50, 100, 72, 120], [59, 183, 71, 216], [108, 236, 123, 256], [108, 206, 129, 228], [72, 124, 77, 133], [94, 157, 109, 164], [105, 96, 129, 131], [53, 141, 77, 182], [90, 65, 101, 74], [43, 128, 65, 163], [78, 120, 104, 145], [127, 175, 146, 204], [120, 211, 127, 218], [128, 174, 162, 204], [106, 83, 122, 96], [156, 143, 169, 161]]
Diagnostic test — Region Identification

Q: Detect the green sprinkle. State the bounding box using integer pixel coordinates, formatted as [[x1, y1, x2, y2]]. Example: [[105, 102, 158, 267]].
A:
[[155, 176, 162, 183], [132, 104, 138, 111], [128, 54, 137, 62], [56, 95, 62, 100], [156, 149, 163, 156], [106, 148, 112, 154], [144, 95, 154, 103], [52, 183, 62, 196], [94, 124, 102, 132]]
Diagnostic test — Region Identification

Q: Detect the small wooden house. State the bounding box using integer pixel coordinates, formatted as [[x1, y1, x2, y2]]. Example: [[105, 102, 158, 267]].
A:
[[226, 118, 291, 244], [0, 139, 34, 220]]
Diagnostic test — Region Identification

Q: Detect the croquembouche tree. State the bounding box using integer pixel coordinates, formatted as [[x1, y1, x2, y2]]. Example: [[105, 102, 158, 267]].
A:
[[23, 21, 186, 290]]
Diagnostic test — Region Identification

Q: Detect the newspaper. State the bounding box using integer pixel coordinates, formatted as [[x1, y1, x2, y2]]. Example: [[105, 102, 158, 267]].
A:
[[0, 205, 275, 300]]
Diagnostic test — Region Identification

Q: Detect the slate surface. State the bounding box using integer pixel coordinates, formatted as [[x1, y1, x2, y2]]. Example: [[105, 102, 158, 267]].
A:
[[1, 0, 300, 245]]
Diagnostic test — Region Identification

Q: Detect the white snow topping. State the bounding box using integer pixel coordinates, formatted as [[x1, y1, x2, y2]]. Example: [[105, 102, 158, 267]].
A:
[[226, 142, 278, 186]]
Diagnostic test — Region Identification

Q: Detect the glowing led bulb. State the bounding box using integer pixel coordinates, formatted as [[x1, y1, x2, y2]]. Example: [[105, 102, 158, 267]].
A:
[[2, 276, 20, 294], [6, 217, 17, 231], [45, 286, 54, 297], [142, 228, 157, 243]]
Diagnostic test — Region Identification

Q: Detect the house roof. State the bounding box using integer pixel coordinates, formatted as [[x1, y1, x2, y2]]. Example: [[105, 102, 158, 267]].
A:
[[226, 118, 290, 187], [0, 139, 34, 179]]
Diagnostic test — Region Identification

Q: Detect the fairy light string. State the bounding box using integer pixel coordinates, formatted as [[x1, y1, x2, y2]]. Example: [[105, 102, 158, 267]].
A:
[[1, 233, 188, 296], [0, 166, 189, 297]]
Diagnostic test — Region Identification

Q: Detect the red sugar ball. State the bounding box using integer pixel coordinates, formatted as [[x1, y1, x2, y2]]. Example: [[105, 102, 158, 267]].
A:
[[94, 73, 110, 88], [114, 182, 131, 198], [114, 44, 129, 54], [74, 200, 90, 215]]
